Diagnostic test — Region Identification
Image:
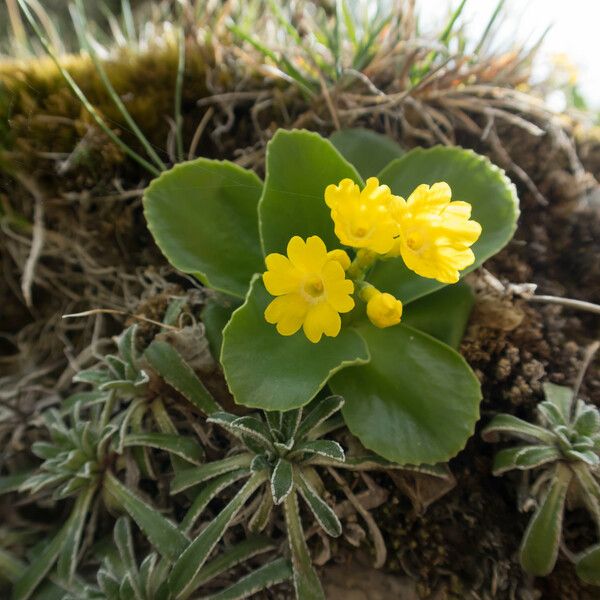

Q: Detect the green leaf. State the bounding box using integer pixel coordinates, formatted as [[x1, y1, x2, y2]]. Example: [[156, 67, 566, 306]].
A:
[[171, 454, 253, 495], [168, 472, 266, 599], [520, 464, 572, 576], [143, 159, 264, 298], [401, 282, 474, 349], [481, 413, 556, 444], [370, 146, 519, 304], [492, 445, 560, 475], [12, 524, 69, 600], [291, 440, 345, 462], [104, 472, 189, 562], [201, 295, 241, 360], [56, 485, 95, 582], [144, 341, 221, 415], [123, 433, 205, 465], [202, 557, 292, 600], [542, 382, 573, 424], [574, 405, 600, 437], [296, 470, 342, 537], [0, 472, 33, 495], [283, 491, 325, 600], [576, 544, 600, 586], [271, 459, 294, 505], [221, 277, 370, 410], [194, 535, 274, 589], [330, 128, 404, 179], [295, 395, 345, 441], [331, 323, 481, 464], [259, 129, 362, 255], [228, 416, 273, 451], [181, 469, 250, 534], [0, 548, 25, 583]]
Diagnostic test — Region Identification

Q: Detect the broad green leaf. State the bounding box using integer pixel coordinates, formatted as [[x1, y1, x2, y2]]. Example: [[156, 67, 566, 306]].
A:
[[104, 472, 189, 562], [168, 472, 266, 599], [331, 323, 481, 464], [271, 459, 294, 505], [296, 469, 342, 537], [576, 544, 600, 586], [221, 277, 370, 410], [123, 432, 205, 465], [12, 523, 69, 600], [143, 159, 263, 298], [520, 464, 572, 576], [193, 535, 274, 588], [144, 341, 221, 415], [401, 282, 474, 349], [330, 128, 404, 178], [171, 454, 252, 495], [201, 295, 241, 359], [180, 469, 250, 534], [370, 146, 519, 303], [203, 557, 292, 600], [283, 491, 325, 600], [481, 413, 556, 444], [259, 129, 363, 255]]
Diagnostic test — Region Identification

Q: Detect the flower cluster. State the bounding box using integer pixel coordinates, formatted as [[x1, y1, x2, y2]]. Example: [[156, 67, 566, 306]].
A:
[[263, 177, 482, 343]]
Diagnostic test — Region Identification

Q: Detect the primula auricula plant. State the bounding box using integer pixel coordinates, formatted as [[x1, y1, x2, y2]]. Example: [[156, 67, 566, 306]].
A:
[[483, 382, 600, 585], [143, 128, 519, 465]]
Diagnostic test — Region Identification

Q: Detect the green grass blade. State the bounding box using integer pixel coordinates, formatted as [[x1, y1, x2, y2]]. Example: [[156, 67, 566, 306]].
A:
[[474, 0, 506, 55], [72, 0, 167, 171], [15, 0, 161, 176], [175, 27, 186, 163]]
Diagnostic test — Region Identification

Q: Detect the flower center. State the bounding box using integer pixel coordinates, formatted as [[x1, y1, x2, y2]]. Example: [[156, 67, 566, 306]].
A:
[[406, 231, 423, 251], [303, 275, 325, 299], [352, 225, 368, 238]]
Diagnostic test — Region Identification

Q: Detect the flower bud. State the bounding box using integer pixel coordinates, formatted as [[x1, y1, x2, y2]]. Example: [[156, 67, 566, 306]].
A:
[[364, 289, 403, 328]]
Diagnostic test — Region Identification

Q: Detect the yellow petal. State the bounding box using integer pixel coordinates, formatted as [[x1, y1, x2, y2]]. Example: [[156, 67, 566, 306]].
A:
[[263, 253, 300, 295], [327, 249, 351, 270], [303, 302, 341, 343], [287, 235, 327, 272], [407, 182, 451, 212], [264, 294, 308, 336]]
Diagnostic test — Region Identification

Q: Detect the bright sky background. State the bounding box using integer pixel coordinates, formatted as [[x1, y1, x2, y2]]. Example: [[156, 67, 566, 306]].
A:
[[418, 0, 600, 109]]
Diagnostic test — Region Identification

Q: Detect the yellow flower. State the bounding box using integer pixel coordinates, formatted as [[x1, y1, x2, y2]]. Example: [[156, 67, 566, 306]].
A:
[[361, 286, 403, 328], [263, 236, 355, 343], [390, 182, 482, 284], [325, 177, 401, 254]]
